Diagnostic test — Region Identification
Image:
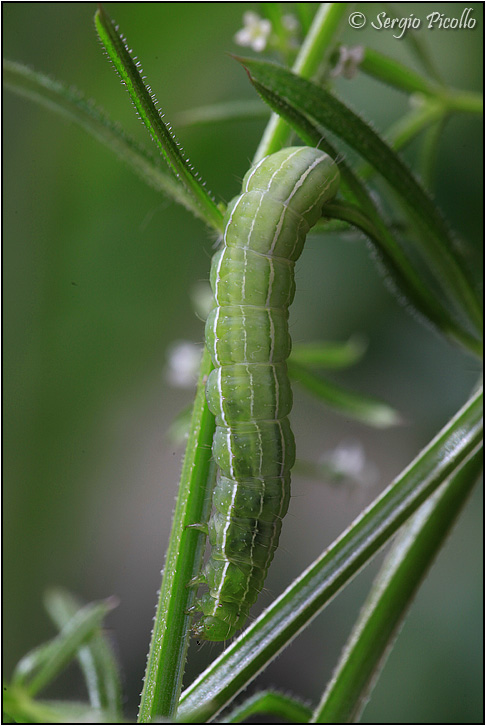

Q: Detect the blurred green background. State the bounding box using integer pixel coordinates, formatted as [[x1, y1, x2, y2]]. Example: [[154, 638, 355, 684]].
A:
[[4, 3, 483, 722]]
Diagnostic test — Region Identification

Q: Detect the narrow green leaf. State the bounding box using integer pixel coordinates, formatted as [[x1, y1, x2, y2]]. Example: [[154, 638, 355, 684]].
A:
[[138, 347, 216, 722], [288, 360, 401, 428], [320, 198, 481, 357], [254, 73, 476, 353], [223, 690, 312, 723], [44, 588, 122, 718], [290, 337, 366, 369], [174, 99, 268, 127], [177, 387, 482, 722], [12, 597, 117, 697], [313, 446, 483, 723], [3, 60, 213, 226], [241, 58, 483, 335], [94, 7, 224, 232]]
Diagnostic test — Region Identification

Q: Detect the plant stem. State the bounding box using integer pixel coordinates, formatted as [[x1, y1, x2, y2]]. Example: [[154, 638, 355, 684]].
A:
[[359, 47, 483, 115], [254, 2, 350, 162], [361, 47, 437, 96], [138, 348, 216, 722], [445, 89, 484, 115]]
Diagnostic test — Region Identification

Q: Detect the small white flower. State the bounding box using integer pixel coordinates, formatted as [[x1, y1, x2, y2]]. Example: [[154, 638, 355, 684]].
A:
[[331, 45, 364, 80], [166, 341, 202, 388], [234, 11, 272, 53], [321, 439, 378, 488]]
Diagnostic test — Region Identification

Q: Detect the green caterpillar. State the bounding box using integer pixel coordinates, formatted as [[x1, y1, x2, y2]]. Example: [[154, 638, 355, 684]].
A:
[[193, 146, 340, 641]]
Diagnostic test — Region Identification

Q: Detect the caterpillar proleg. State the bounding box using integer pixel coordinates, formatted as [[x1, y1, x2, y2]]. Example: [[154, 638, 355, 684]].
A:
[[193, 146, 340, 641]]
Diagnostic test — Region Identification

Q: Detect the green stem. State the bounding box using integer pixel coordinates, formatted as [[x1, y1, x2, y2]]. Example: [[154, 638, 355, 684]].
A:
[[138, 348, 216, 722], [254, 2, 350, 161], [361, 47, 437, 96], [445, 89, 484, 115], [360, 47, 483, 116], [384, 100, 443, 147]]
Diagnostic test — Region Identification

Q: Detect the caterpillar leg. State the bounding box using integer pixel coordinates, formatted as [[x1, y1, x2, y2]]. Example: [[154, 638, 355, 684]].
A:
[[186, 522, 209, 535], [186, 573, 206, 588]]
